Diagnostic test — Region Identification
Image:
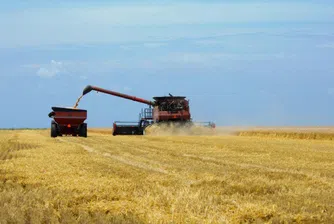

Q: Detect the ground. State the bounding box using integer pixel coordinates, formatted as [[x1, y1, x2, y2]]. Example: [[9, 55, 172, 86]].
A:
[[0, 129, 333, 223]]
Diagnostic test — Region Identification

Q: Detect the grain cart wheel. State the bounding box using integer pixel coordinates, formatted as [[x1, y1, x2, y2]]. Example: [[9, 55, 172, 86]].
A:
[[79, 123, 87, 138], [51, 122, 58, 138]]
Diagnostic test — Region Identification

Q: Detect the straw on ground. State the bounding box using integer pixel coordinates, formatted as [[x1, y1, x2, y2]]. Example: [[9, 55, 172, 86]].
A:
[[0, 129, 333, 223]]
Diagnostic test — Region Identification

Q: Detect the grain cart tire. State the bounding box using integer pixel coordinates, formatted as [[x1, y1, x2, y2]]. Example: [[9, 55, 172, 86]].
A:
[[51, 122, 58, 138], [79, 123, 87, 138]]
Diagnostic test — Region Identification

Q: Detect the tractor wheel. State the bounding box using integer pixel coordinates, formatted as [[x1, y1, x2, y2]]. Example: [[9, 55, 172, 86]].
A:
[[79, 123, 87, 138], [51, 123, 58, 138]]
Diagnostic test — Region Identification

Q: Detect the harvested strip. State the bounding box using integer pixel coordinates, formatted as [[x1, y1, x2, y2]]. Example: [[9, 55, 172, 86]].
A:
[[59, 138, 168, 174], [103, 153, 169, 174]]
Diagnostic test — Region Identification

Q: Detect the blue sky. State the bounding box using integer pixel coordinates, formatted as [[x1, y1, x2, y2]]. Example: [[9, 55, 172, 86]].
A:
[[0, 0, 334, 128]]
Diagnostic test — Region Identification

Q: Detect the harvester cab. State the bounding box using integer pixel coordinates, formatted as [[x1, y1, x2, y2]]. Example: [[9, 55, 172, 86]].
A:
[[152, 96, 190, 122]]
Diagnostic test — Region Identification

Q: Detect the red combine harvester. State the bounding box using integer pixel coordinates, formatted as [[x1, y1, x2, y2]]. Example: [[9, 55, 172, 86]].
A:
[[48, 107, 88, 138], [82, 85, 215, 135]]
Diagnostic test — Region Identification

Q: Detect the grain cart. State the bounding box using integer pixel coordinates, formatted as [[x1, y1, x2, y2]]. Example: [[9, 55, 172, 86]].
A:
[[48, 107, 87, 138]]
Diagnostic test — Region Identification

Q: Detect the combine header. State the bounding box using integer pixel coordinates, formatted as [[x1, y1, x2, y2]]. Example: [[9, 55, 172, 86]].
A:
[[82, 85, 215, 135]]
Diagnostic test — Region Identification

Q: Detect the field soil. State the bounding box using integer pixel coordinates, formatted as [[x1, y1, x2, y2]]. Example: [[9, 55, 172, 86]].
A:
[[0, 129, 333, 223]]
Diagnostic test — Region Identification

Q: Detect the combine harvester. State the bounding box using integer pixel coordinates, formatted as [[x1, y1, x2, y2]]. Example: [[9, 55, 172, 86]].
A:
[[82, 85, 215, 135]]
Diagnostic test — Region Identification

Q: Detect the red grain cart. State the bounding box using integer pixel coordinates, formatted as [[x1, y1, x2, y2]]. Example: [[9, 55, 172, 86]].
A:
[[48, 107, 87, 138]]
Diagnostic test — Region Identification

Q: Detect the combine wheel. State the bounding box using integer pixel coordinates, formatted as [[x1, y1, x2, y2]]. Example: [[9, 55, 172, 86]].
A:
[[51, 122, 58, 138], [79, 123, 87, 138]]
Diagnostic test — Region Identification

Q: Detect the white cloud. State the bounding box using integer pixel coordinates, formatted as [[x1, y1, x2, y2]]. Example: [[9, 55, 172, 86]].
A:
[[0, 2, 333, 47], [21, 64, 41, 69], [36, 60, 65, 78], [119, 42, 167, 50], [22, 51, 295, 77], [23, 59, 126, 78], [194, 38, 261, 47], [161, 52, 293, 65], [317, 43, 334, 49], [194, 39, 227, 45], [11, 3, 333, 25], [123, 86, 132, 92], [143, 43, 167, 48], [328, 88, 334, 96], [102, 60, 123, 68], [119, 45, 133, 51]]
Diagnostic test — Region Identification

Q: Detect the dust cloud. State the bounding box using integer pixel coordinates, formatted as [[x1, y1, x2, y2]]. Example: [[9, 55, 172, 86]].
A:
[[145, 123, 241, 136]]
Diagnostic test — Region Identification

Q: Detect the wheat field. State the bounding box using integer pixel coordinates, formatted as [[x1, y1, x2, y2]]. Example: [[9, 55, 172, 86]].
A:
[[0, 128, 333, 223]]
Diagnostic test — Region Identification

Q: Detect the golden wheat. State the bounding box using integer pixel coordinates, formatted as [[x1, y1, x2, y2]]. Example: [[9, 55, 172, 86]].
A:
[[0, 129, 333, 223], [238, 127, 334, 140]]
